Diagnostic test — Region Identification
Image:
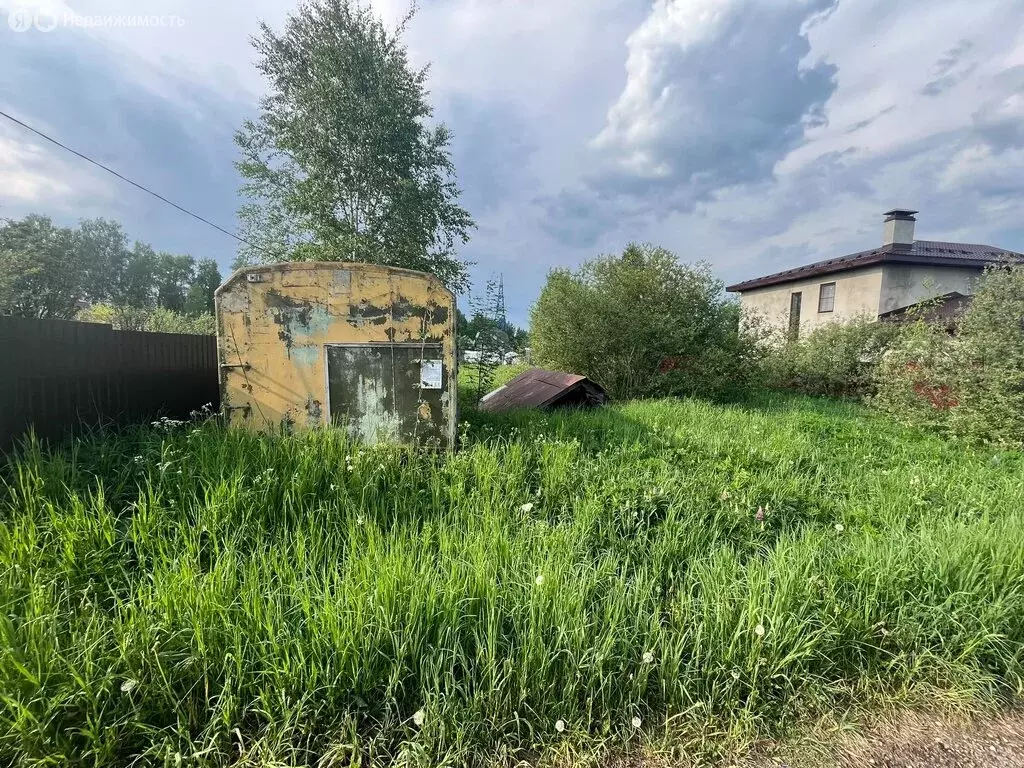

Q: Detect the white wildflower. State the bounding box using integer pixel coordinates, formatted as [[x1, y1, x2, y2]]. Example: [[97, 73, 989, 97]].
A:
[[631, 716, 642, 728], [835, 523, 845, 533], [520, 502, 534, 513], [754, 623, 765, 638], [731, 670, 740, 680], [535, 574, 545, 586], [356, 515, 365, 525], [330, 484, 337, 491], [412, 708, 425, 727], [120, 678, 139, 693], [555, 719, 565, 733], [642, 651, 654, 664]]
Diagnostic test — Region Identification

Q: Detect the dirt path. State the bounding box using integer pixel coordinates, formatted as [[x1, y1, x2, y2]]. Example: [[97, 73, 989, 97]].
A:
[[741, 712, 1024, 768]]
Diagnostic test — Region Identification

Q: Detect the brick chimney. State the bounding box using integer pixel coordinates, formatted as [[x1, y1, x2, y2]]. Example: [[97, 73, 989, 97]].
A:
[[883, 209, 917, 247]]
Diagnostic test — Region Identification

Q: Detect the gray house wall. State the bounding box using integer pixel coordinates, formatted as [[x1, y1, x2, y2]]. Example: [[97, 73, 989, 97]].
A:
[[738, 266, 884, 337], [739, 264, 986, 338], [878, 265, 983, 315]]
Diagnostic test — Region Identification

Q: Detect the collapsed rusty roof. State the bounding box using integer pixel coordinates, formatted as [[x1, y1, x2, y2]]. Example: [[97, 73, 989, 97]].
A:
[[479, 368, 607, 414], [726, 241, 1024, 293]]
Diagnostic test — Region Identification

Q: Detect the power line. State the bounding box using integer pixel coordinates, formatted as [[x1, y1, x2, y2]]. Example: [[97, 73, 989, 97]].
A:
[[0, 108, 260, 252]]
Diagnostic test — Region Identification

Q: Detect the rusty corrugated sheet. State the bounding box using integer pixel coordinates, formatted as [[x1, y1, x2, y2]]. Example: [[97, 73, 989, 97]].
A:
[[479, 368, 607, 414]]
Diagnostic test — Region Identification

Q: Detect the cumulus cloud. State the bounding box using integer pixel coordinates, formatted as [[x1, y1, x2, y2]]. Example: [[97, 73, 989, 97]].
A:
[[3, 0, 1024, 324], [590, 0, 837, 193]]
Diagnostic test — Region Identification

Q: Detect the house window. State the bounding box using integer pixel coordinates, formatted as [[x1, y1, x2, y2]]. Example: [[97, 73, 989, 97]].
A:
[[818, 282, 836, 313], [788, 292, 802, 341]]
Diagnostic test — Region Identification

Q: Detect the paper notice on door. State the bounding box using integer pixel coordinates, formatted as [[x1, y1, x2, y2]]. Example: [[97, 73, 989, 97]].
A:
[[420, 359, 443, 389]]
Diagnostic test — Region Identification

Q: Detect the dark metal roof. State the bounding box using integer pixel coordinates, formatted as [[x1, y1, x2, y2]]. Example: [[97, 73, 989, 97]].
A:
[[726, 240, 1024, 293], [478, 368, 607, 414], [879, 291, 971, 323], [883, 208, 918, 220]]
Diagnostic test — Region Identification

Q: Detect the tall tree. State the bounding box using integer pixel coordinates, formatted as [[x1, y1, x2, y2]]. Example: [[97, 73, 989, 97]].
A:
[[0, 215, 83, 319], [77, 218, 129, 304], [184, 259, 222, 316], [234, 0, 474, 290], [154, 253, 197, 312]]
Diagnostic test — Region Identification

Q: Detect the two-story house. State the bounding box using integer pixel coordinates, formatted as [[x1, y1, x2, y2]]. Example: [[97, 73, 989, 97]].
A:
[[726, 210, 1023, 338]]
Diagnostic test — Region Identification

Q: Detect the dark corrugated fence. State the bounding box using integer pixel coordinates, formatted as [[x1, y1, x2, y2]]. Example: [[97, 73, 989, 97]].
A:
[[0, 316, 219, 452]]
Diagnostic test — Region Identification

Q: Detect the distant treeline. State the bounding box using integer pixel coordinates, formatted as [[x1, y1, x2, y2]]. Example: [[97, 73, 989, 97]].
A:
[[0, 214, 221, 332]]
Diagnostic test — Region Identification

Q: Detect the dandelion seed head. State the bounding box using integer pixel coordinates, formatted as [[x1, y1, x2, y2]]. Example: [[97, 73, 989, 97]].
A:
[[520, 502, 534, 513], [835, 523, 845, 533], [755, 623, 765, 637], [642, 651, 654, 664], [535, 574, 544, 586], [412, 708, 425, 727], [555, 719, 565, 733], [631, 716, 642, 728]]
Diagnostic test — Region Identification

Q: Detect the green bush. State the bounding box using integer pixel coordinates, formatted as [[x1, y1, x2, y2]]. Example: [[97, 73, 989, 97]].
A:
[[530, 244, 761, 400], [761, 317, 903, 399], [78, 303, 216, 335], [873, 264, 1024, 448]]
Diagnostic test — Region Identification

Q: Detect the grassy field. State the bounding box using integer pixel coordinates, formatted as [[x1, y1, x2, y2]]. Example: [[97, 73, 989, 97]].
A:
[[2, 391, 1024, 766]]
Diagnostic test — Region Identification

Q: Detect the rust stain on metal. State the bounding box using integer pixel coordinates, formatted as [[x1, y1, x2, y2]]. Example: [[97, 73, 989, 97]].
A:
[[479, 368, 608, 414], [305, 396, 323, 425], [215, 262, 457, 449]]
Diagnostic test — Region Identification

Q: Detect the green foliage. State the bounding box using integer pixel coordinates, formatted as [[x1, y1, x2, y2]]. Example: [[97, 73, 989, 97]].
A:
[[531, 243, 758, 400], [184, 259, 222, 316], [235, 0, 474, 290], [77, 303, 216, 335], [3, 396, 1024, 765], [0, 214, 222, 320], [0, 214, 83, 318], [457, 310, 529, 355], [874, 265, 1024, 448], [760, 317, 903, 399]]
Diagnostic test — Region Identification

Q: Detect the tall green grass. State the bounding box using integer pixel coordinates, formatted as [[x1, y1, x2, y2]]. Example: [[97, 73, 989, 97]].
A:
[[2, 395, 1024, 765]]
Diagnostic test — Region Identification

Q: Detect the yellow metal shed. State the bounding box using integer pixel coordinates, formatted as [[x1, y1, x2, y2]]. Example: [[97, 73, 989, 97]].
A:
[[215, 262, 457, 449]]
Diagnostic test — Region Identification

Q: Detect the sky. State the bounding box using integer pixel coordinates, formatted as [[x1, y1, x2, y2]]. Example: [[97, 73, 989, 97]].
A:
[[2, 0, 1023, 326]]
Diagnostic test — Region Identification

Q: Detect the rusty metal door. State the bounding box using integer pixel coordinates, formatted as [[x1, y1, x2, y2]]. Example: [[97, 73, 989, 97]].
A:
[[325, 343, 448, 447]]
